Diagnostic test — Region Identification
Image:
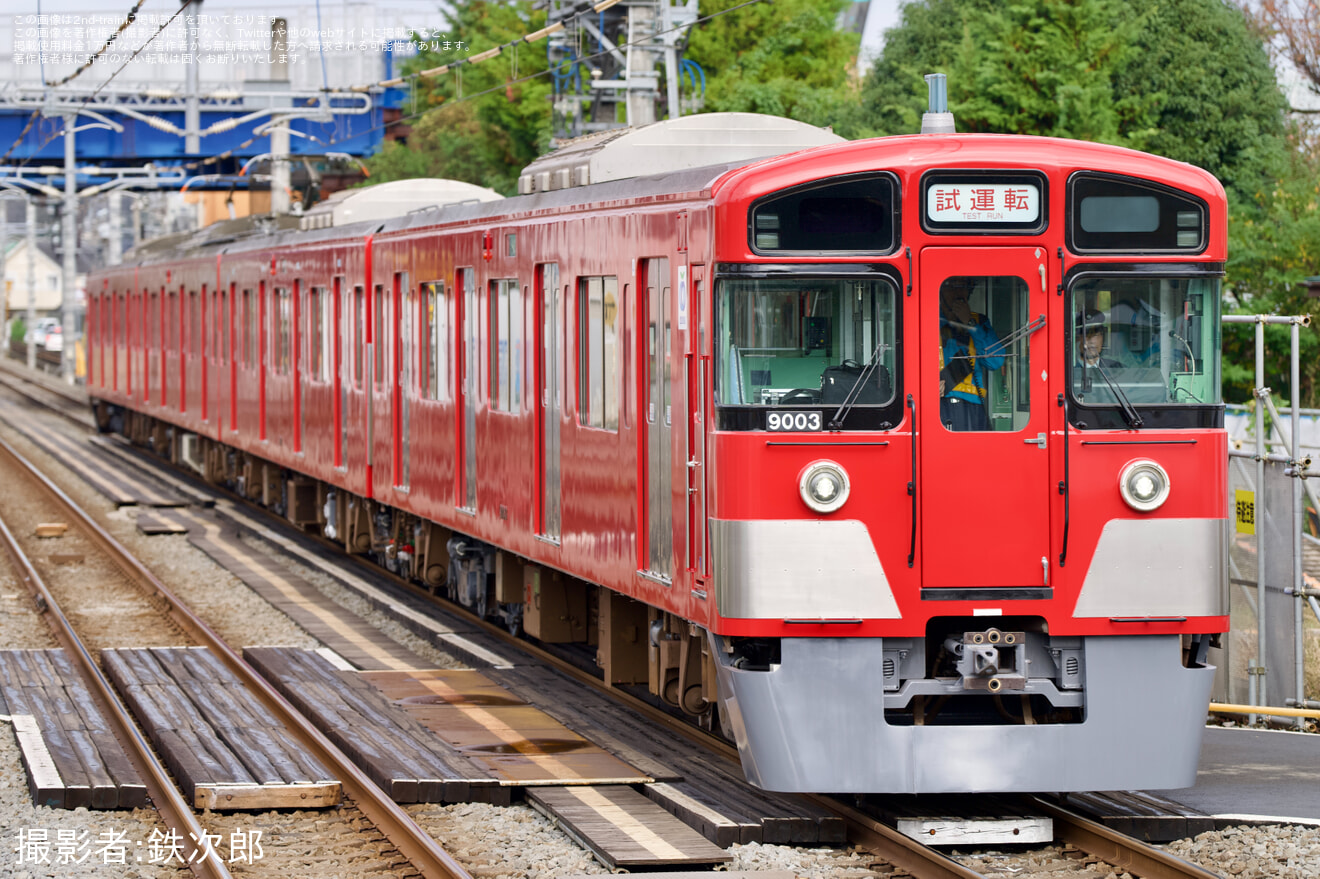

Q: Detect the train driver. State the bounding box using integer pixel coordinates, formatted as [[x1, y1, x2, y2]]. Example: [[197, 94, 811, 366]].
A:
[[938, 277, 1004, 432], [1075, 309, 1122, 369]]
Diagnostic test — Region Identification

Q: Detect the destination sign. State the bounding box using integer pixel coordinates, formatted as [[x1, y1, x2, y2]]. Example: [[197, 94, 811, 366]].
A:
[[925, 182, 1041, 224]]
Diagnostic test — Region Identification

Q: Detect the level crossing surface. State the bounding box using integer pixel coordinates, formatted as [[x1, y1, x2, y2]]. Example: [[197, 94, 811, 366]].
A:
[[1156, 727, 1320, 825]]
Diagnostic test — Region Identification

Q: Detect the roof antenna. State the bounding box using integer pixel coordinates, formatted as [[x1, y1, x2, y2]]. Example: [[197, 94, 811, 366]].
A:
[[921, 73, 956, 134]]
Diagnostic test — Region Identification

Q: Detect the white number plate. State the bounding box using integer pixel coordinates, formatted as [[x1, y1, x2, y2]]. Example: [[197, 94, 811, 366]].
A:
[[767, 411, 822, 432]]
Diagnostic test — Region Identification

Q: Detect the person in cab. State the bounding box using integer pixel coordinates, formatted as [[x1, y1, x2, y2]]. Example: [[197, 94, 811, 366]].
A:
[[1075, 309, 1122, 370], [938, 278, 1003, 431]]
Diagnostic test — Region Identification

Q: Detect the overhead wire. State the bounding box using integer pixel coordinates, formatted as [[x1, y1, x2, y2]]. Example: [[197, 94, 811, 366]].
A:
[[84, 0, 196, 104], [44, 0, 150, 88], [358, 0, 623, 93], [5, 0, 765, 181], [7, 1, 198, 172]]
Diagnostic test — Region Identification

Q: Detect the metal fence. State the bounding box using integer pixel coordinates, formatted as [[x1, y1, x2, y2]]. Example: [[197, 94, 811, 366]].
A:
[[1218, 314, 1317, 724]]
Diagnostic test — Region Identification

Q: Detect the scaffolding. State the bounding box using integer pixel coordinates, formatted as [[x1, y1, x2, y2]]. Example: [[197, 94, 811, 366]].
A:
[[543, 0, 699, 139], [1220, 313, 1317, 728]]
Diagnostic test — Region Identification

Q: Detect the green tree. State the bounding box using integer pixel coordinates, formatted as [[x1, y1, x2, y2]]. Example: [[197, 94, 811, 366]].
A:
[[848, 0, 1304, 402], [1112, 0, 1289, 200], [365, 1, 553, 194], [1221, 130, 1320, 404], [842, 0, 1287, 202], [683, 0, 860, 126], [366, 0, 862, 192]]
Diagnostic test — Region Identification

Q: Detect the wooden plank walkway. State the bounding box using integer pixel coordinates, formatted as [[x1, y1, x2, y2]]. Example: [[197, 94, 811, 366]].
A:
[[527, 785, 731, 870], [160, 508, 426, 672], [134, 512, 190, 535], [102, 647, 340, 810], [1055, 791, 1217, 842], [488, 665, 846, 846], [0, 649, 146, 809], [245, 647, 505, 804], [361, 668, 652, 786]]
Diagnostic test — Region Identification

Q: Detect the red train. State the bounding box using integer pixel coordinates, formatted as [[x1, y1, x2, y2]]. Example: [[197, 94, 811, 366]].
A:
[[87, 110, 1228, 793]]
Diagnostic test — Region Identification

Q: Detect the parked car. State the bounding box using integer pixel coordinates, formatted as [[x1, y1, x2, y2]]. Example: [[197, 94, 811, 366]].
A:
[[43, 323, 62, 352], [25, 317, 58, 348]]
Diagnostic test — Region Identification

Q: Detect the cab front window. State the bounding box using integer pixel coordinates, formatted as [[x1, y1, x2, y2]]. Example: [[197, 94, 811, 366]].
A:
[[716, 276, 898, 429], [1068, 275, 1221, 428]]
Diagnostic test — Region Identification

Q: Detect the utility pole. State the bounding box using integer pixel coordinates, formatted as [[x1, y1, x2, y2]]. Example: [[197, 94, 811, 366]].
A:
[[660, 1, 681, 122], [61, 114, 78, 384], [269, 17, 291, 214], [108, 192, 123, 266], [0, 199, 7, 339], [131, 195, 143, 250], [26, 198, 36, 372], [185, 0, 202, 154]]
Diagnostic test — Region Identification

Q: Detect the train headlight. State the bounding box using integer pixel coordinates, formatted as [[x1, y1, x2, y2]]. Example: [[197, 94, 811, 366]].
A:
[[800, 460, 850, 514], [1119, 459, 1170, 512]]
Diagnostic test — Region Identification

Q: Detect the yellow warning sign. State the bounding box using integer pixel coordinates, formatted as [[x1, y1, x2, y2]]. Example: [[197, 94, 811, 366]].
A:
[[1235, 489, 1255, 535]]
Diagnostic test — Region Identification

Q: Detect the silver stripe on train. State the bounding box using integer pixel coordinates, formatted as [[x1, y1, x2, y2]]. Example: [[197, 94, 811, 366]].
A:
[[710, 518, 900, 620]]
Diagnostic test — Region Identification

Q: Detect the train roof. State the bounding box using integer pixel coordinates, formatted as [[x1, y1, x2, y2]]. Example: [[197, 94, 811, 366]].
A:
[[116, 113, 843, 265], [710, 133, 1227, 204], [120, 159, 752, 265], [515, 112, 845, 195], [115, 126, 1225, 269]]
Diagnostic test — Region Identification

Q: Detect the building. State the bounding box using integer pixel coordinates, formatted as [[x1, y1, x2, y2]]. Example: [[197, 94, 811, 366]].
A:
[[2, 239, 86, 321]]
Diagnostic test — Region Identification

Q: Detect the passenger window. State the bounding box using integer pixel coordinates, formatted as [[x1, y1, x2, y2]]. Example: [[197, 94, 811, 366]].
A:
[[936, 276, 1031, 433], [490, 278, 520, 413], [578, 275, 619, 430]]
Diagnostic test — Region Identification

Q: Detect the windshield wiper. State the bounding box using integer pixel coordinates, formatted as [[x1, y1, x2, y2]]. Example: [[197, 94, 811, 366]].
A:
[[828, 340, 889, 429], [1085, 360, 1144, 429]]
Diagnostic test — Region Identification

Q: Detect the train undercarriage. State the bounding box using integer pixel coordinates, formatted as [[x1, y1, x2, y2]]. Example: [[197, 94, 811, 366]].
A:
[[106, 405, 724, 731]]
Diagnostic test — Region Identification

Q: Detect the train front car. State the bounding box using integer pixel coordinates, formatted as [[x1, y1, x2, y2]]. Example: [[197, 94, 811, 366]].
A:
[[703, 135, 1228, 793]]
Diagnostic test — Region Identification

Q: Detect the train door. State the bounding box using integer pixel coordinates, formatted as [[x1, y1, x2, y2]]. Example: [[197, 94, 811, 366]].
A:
[[642, 258, 673, 580], [154, 289, 163, 406], [537, 263, 562, 539], [458, 267, 478, 511], [200, 286, 209, 422], [334, 277, 344, 467], [228, 283, 238, 433], [395, 273, 411, 488], [685, 265, 709, 579], [293, 280, 301, 451], [920, 247, 1050, 589], [259, 281, 268, 440]]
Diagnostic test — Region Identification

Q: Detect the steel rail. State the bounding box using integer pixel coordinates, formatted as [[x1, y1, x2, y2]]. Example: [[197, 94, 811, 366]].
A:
[[1029, 797, 1224, 879], [805, 796, 986, 879], [325, 488, 1234, 879], [0, 372, 95, 429], [0, 498, 232, 879], [0, 434, 472, 879]]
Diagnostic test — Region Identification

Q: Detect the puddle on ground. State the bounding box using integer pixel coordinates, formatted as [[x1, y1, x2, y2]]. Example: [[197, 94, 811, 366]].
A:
[[461, 738, 591, 755], [397, 692, 524, 707]]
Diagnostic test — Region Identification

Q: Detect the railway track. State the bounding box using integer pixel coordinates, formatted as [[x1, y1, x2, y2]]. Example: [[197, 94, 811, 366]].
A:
[[0, 501, 228, 879], [0, 427, 470, 879], [0, 363, 1229, 879]]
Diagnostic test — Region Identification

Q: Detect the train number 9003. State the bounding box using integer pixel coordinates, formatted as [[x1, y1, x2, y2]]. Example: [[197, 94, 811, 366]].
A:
[[767, 412, 822, 432]]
